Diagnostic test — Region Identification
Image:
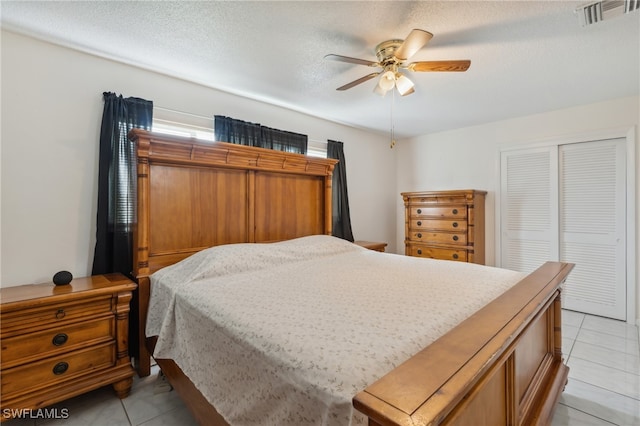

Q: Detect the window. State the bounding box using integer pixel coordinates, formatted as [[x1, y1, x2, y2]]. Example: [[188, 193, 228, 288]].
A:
[[152, 119, 215, 142], [152, 107, 214, 142], [151, 106, 327, 157], [307, 139, 328, 158]]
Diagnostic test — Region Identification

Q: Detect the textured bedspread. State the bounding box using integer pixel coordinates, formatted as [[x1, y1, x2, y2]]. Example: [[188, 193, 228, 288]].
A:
[[147, 235, 526, 426]]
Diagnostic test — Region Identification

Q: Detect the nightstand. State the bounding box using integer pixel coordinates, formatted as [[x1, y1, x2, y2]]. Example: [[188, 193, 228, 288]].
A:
[[0, 274, 137, 420], [355, 240, 387, 252]]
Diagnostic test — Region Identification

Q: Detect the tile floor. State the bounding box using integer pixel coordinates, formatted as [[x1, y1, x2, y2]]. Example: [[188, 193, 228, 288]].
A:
[[551, 310, 640, 426], [4, 310, 639, 425]]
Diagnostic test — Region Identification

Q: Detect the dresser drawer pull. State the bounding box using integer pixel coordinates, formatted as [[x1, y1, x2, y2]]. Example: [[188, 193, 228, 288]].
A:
[[453, 254, 459, 259], [452, 222, 459, 228], [52, 333, 68, 346], [417, 249, 422, 255], [417, 221, 422, 226], [53, 362, 69, 375], [417, 208, 422, 214], [55, 309, 66, 319], [417, 233, 422, 238], [453, 235, 459, 241], [452, 209, 458, 214]]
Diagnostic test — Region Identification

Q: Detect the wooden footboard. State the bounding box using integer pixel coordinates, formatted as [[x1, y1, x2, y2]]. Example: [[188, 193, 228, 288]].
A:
[[354, 261, 574, 426]]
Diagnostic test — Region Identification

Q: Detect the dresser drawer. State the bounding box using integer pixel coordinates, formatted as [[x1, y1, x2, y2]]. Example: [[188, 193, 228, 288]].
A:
[[1, 317, 114, 368], [410, 219, 468, 232], [410, 206, 467, 219], [1, 342, 115, 397], [1, 296, 112, 333], [408, 245, 468, 262], [408, 231, 467, 245]]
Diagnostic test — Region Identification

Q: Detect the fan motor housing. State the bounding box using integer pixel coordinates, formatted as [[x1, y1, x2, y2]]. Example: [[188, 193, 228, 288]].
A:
[[375, 39, 404, 64]]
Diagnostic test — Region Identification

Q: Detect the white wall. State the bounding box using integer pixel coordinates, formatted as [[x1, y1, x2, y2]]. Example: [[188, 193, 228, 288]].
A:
[[396, 96, 639, 322], [1, 30, 397, 287], [4, 29, 638, 324]]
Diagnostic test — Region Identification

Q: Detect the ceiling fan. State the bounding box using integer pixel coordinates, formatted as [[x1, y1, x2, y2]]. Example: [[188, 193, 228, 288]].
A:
[[325, 29, 470, 97]]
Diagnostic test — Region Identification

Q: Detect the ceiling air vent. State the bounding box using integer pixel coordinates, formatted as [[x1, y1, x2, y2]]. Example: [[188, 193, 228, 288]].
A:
[[576, 0, 639, 26]]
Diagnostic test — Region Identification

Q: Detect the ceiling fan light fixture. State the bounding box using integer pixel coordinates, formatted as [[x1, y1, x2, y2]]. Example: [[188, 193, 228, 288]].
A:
[[378, 70, 396, 92], [373, 83, 388, 97], [395, 73, 414, 96]]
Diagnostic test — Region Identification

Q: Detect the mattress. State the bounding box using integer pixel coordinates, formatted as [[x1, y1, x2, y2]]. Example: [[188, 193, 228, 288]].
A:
[[146, 235, 525, 426]]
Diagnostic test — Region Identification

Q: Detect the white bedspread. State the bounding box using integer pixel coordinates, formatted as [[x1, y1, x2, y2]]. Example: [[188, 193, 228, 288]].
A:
[[147, 235, 526, 426]]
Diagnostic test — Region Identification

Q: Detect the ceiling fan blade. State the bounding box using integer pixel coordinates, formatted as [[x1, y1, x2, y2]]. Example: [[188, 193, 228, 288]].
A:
[[324, 54, 379, 67], [407, 60, 471, 72], [394, 29, 433, 60], [336, 72, 380, 91]]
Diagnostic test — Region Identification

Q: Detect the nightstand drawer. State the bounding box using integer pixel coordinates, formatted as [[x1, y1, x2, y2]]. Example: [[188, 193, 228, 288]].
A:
[[1, 342, 116, 397], [409, 231, 467, 245], [1, 296, 112, 333], [409, 246, 468, 262], [1, 317, 114, 368]]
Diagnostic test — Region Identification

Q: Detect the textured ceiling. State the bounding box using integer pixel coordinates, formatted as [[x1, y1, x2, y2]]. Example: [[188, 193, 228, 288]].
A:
[[2, 1, 639, 137]]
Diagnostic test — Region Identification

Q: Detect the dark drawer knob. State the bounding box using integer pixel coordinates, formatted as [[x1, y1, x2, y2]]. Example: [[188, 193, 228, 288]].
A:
[[452, 209, 458, 214], [417, 221, 422, 226], [53, 362, 69, 375], [417, 249, 422, 255], [52, 333, 68, 346], [417, 233, 422, 238], [453, 235, 459, 241], [452, 222, 459, 228], [416, 208, 422, 214], [453, 254, 459, 259], [55, 309, 66, 319]]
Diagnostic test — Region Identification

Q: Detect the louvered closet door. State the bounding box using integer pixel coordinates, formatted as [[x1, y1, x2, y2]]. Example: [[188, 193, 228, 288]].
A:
[[500, 147, 559, 273], [560, 139, 626, 320], [501, 139, 626, 320]]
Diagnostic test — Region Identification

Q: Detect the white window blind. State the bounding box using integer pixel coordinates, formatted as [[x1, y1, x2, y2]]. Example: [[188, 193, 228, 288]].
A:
[[152, 107, 214, 142]]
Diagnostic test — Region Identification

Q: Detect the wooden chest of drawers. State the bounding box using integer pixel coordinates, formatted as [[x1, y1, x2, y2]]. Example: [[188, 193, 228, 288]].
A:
[[0, 274, 137, 421], [402, 190, 486, 264]]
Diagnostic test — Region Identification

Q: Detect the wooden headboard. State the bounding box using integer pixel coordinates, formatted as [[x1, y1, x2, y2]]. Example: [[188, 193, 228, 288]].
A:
[[129, 129, 337, 375]]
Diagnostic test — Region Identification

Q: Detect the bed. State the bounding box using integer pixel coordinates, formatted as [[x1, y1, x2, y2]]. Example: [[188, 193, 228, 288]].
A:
[[129, 129, 574, 426]]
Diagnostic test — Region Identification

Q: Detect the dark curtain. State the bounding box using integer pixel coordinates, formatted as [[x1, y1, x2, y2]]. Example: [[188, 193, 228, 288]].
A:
[[92, 92, 153, 276], [214, 115, 261, 147], [92, 92, 152, 360], [261, 126, 307, 154], [214, 115, 307, 154], [327, 140, 354, 242]]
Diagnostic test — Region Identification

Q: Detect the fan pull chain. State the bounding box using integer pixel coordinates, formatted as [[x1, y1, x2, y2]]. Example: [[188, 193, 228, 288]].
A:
[[390, 89, 396, 149]]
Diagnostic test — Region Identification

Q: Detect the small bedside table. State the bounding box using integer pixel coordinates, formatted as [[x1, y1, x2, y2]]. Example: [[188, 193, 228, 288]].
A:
[[0, 274, 137, 420], [355, 240, 388, 252]]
